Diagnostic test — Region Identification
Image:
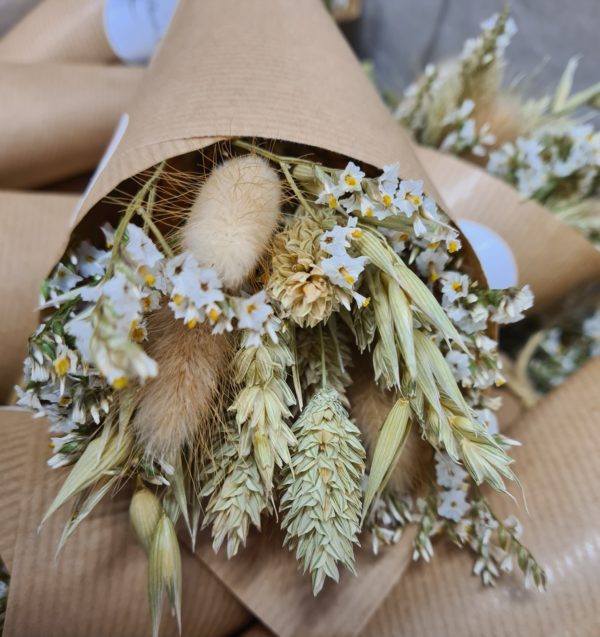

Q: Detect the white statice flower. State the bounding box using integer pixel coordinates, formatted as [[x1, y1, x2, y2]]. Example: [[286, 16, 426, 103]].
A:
[[492, 285, 534, 324], [445, 350, 473, 386], [101, 222, 116, 249], [415, 247, 450, 281], [48, 263, 83, 293], [378, 163, 400, 204], [339, 161, 365, 194], [438, 488, 470, 522], [441, 101, 496, 157], [315, 167, 345, 210], [320, 216, 362, 255], [75, 241, 109, 279], [166, 252, 225, 328], [236, 290, 279, 348], [321, 251, 368, 292], [441, 272, 470, 304], [435, 453, 468, 489]]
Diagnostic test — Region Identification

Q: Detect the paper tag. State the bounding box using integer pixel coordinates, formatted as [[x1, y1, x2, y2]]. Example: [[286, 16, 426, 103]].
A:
[[458, 219, 518, 289], [71, 113, 129, 227], [103, 0, 179, 65]]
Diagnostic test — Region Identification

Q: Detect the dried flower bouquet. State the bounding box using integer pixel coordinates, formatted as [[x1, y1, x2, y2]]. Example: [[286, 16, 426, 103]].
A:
[[18, 139, 544, 635], [396, 10, 600, 246]]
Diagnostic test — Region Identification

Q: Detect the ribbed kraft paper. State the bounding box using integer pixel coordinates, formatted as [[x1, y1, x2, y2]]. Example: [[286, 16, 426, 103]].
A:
[[0, 63, 143, 188], [360, 357, 600, 637], [196, 522, 416, 637], [1, 408, 253, 637], [0, 0, 115, 64], [0, 191, 78, 403], [417, 146, 600, 311], [75, 0, 444, 226]]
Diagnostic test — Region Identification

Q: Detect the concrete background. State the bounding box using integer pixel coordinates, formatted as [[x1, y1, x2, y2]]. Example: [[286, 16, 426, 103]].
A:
[[1, 0, 598, 98]]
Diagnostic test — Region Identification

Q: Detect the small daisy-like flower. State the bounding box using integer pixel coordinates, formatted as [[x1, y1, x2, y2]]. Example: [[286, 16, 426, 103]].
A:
[[236, 290, 279, 347], [435, 453, 468, 489], [65, 315, 94, 361], [48, 263, 83, 293], [125, 224, 163, 270], [438, 488, 470, 522], [320, 216, 362, 255], [492, 284, 533, 324], [339, 161, 365, 194], [315, 169, 345, 210], [441, 272, 470, 304], [75, 241, 109, 279], [378, 163, 400, 207], [321, 251, 368, 290], [445, 350, 473, 386], [394, 179, 425, 217]]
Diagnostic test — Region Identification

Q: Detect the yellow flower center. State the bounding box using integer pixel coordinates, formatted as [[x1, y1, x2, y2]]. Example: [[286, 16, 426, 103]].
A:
[[448, 241, 459, 254], [328, 194, 338, 209], [344, 174, 358, 187], [399, 233, 409, 241], [53, 357, 70, 376], [207, 307, 220, 322], [429, 267, 439, 283], [173, 293, 184, 306], [362, 296, 371, 308], [112, 376, 129, 390], [186, 318, 198, 329], [351, 229, 362, 238], [452, 282, 463, 292], [364, 207, 373, 217], [339, 267, 355, 285], [246, 303, 257, 314], [382, 194, 392, 207], [129, 319, 145, 343], [428, 241, 440, 250], [408, 194, 421, 206]]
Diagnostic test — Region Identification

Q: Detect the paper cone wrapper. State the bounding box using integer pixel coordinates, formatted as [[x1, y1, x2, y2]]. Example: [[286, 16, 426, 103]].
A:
[[0, 63, 143, 189], [4, 2, 487, 635], [0, 409, 252, 637], [416, 146, 600, 312], [360, 357, 600, 637], [0, 191, 78, 403], [0, 0, 115, 64]]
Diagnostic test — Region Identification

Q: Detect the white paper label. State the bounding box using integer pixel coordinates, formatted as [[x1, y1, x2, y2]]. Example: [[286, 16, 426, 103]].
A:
[[457, 219, 518, 289], [103, 0, 179, 65]]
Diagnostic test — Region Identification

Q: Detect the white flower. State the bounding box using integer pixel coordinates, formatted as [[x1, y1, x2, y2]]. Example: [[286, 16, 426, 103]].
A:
[[75, 241, 109, 278], [583, 309, 600, 342], [378, 163, 400, 202], [101, 272, 143, 330], [101, 223, 116, 249], [236, 290, 279, 347], [492, 285, 533, 324], [339, 161, 365, 193], [65, 315, 94, 362], [125, 224, 163, 270], [48, 264, 82, 293], [438, 488, 470, 522], [435, 453, 468, 489], [394, 179, 424, 217], [445, 350, 473, 385], [415, 248, 450, 281], [443, 99, 475, 126], [320, 216, 361, 255], [315, 168, 345, 210], [321, 251, 368, 290], [441, 272, 470, 304]]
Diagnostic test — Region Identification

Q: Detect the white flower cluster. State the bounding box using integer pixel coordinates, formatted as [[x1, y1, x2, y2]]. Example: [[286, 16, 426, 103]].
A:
[[440, 99, 496, 157], [319, 216, 369, 307], [488, 124, 600, 201], [461, 12, 517, 66], [435, 452, 470, 522]]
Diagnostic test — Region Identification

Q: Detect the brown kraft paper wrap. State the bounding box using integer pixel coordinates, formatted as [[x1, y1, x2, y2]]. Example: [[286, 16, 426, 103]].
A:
[[416, 146, 600, 312], [359, 356, 600, 637], [5, 1, 489, 636], [0, 62, 143, 189], [0, 0, 115, 64], [0, 409, 253, 637], [0, 191, 78, 403]]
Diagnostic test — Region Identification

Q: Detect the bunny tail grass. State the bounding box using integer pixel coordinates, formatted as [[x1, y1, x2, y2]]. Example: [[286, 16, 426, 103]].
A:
[[132, 305, 233, 461], [348, 360, 431, 495], [183, 154, 282, 289]]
